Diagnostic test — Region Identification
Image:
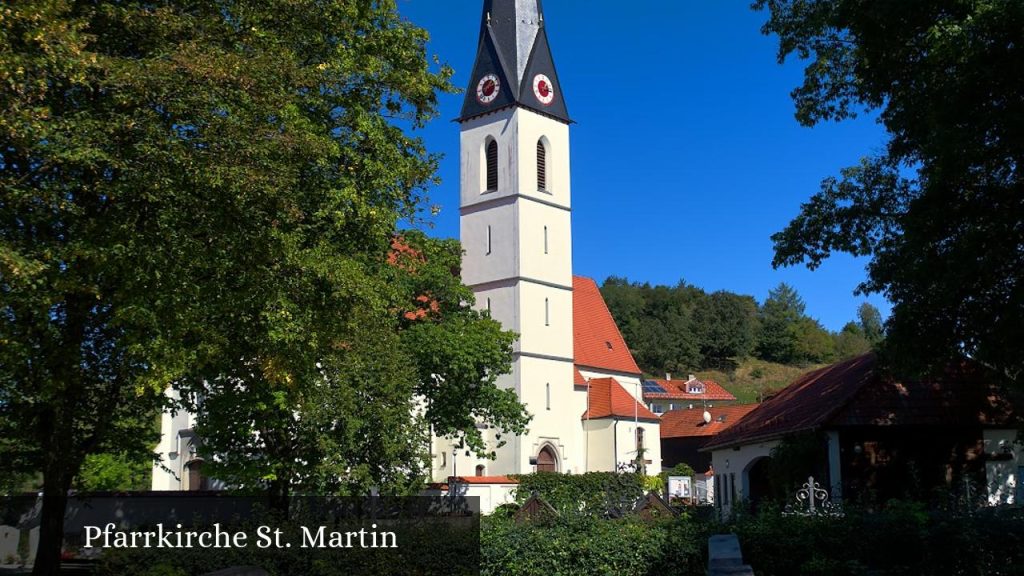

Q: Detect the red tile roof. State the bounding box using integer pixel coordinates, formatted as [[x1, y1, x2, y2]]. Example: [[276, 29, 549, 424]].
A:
[[644, 378, 737, 402], [703, 353, 1022, 451], [582, 377, 660, 422], [574, 367, 587, 386], [451, 475, 517, 485], [572, 276, 642, 375], [660, 405, 759, 439]]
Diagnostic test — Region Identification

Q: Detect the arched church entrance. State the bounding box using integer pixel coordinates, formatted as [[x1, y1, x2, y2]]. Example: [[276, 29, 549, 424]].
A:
[[536, 445, 558, 472]]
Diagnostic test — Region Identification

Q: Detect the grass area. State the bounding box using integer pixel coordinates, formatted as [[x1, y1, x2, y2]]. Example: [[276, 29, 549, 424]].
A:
[[693, 358, 825, 404]]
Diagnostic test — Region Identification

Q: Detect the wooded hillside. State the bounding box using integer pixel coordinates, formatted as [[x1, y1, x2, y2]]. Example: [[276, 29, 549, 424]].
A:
[[599, 278, 883, 379]]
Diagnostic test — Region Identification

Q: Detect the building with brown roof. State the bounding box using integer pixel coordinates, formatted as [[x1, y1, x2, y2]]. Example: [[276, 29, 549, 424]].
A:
[[660, 404, 758, 475], [702, 353, 1023, 516]]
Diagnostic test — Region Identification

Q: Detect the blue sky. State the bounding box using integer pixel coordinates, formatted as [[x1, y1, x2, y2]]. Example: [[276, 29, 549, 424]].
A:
[[396, 1, 892, 331]]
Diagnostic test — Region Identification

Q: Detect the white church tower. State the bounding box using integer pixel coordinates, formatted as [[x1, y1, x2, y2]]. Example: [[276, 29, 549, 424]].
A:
[[434, 0, 582, 479]]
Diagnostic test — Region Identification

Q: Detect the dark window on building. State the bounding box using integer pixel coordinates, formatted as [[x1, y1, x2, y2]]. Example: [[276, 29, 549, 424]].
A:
[[537, 139, 547, 191], [475, 464, 486, 477], [486, 139, 498, 191]]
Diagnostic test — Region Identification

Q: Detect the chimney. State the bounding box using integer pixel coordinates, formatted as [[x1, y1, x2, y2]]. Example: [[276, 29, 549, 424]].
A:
[[688, 374, 696, 382], [665, 372, 671, 381]]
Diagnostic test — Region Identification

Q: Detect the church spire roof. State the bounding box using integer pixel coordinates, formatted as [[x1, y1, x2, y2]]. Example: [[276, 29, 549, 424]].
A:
[[458, 0, 571, 123]]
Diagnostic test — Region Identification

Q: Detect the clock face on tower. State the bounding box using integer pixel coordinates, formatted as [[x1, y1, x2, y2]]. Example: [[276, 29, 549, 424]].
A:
[[533, 74, 554, 106], [476, 74, 500, 104]]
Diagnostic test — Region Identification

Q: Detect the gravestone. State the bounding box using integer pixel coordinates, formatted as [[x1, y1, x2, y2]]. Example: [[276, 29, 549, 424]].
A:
[[708, 534, 754, 576], [27, 527, 38, 564], [0, 525, 19, 564]]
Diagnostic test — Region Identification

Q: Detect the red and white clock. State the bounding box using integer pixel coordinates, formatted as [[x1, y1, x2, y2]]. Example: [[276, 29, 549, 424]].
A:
[[476, 74, 500, 104], [533, 74, 554, 106]]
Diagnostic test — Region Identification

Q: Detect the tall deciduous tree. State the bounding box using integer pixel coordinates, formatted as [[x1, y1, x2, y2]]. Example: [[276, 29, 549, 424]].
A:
[[757, 0, 1024, 380], [0, 1, 480, 572]]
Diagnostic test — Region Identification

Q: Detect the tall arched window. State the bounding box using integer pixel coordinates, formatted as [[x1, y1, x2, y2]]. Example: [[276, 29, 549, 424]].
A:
[[475, 464, 486, 477], [536, 138, 547, 191], [486, 139, 498, 191], [636, 427, 645, 452]]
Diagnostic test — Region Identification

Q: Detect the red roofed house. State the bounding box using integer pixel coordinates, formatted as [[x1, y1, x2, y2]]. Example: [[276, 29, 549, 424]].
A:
[[427, 0, 661, 499], [702, 354, 1023, 517], [642, 374, 738, 415], [660, 404, 758, 475]]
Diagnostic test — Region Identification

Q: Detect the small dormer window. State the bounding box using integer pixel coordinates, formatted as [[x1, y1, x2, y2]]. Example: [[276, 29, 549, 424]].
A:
[[687, 381, 705, 394]]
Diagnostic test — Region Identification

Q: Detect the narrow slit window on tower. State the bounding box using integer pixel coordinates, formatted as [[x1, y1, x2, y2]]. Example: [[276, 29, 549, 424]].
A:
[[546, 383, 551, 410], [486, 225, 492, 255], [486, 139, 498, 191], [536, 139, 547, 191], [544, 298, 550, 326], [486, 297, 491, 313], [544, 226, 548, 254]]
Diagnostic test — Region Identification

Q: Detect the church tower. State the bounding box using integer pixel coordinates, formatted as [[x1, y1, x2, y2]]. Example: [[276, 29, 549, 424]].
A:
[[442, 0, 579, 477]]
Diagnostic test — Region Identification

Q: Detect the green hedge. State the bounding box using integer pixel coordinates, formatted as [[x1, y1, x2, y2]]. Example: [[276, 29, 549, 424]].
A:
[[480, 514, 704, 576], [728, 502, 1024, 576], [510, 472, 647, 516]]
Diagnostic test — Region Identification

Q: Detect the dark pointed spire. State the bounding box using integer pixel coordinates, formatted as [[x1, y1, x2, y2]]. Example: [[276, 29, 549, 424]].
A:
[[459, 0, 571, 123]]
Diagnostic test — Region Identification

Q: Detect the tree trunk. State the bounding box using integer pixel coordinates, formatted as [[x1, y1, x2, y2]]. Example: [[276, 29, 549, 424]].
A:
[[267, 479, 291, 520], [32, 465, 72, 576]]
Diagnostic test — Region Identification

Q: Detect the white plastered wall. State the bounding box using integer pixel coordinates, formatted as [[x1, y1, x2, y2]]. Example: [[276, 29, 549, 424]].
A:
[[984, 429, 1022, 506], [709, 440, 780, 517], [449, 106, 578, 480]]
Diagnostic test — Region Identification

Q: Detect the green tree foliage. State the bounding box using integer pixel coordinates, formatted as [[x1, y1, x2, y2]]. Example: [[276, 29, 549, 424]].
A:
[[601, 279, 864, 375], [857, 302, 884, 345], [601, 277, 701, 373], [757, 0, 1024, 381], [188, 231, 529, 505], [0, 0, 522, 571], [756, 283, 807, 364], [74, 453, 151, 492], [834, 322, 871, 360], [694, 291, 759, 368]]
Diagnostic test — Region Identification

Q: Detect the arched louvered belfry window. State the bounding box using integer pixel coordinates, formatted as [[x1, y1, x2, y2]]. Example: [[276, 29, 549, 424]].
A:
[[485, 139, 498, 191], [536, 138, 547, 191]]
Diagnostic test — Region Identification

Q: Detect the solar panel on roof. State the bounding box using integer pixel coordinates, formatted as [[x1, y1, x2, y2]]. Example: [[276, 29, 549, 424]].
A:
[[642, 380, 667, 394]]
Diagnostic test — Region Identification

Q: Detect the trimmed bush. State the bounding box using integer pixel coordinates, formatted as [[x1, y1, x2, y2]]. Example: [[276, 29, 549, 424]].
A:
[[727, 503, 1024, 576], [480, 514, 704, 576], [511, 472, 646, 516]]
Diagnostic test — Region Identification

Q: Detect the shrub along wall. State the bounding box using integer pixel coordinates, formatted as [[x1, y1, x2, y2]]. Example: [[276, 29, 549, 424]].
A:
[[510, 472, 648, 516], [480, 514, 705, 576], [729, 503, 1024, 576]]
